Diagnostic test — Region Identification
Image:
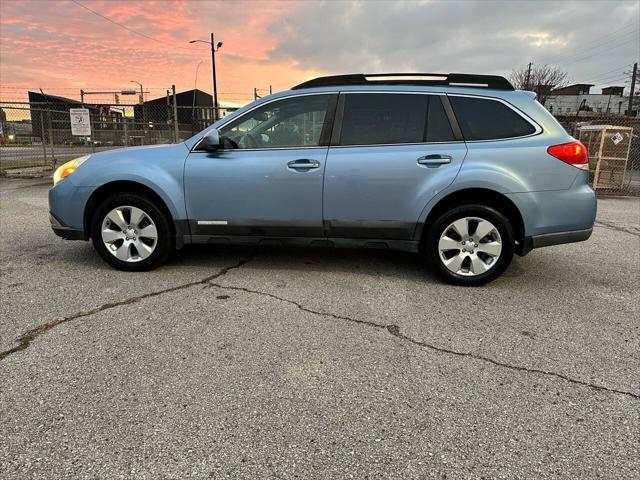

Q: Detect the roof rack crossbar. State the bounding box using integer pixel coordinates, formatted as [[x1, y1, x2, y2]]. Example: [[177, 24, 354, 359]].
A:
[[291, 73, 514, 91]]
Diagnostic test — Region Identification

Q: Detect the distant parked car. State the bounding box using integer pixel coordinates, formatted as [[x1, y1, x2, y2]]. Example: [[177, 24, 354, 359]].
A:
[[49, 73, 596, 285]]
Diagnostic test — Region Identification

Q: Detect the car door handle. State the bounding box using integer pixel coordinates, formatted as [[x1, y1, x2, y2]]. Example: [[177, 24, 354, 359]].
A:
[[417, 154, 452, 167], [287, 159, 321, 170]]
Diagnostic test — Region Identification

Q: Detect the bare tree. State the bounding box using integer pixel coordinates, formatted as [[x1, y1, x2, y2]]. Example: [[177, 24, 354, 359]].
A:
[[508, 64, 569, 105]]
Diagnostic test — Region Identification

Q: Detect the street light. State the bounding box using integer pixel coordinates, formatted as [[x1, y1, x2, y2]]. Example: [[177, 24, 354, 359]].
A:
[[189, 33, 222, 121], [130, 80, 144, 104], [192, 60, 204, 133], [130, 80, 145, 132]]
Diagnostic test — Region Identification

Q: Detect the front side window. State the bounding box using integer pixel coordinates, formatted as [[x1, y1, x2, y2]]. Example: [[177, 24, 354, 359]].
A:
[[449, 96, 537, 141], [339, 93, 455, 146], [219, 94, 332, 149]]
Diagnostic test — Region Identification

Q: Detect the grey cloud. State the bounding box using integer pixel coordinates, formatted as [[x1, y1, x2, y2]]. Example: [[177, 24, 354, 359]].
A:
[[266, 0, 639, 88]]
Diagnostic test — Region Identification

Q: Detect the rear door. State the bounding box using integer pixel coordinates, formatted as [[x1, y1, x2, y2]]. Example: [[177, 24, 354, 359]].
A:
[[323, 92, 467, 240]]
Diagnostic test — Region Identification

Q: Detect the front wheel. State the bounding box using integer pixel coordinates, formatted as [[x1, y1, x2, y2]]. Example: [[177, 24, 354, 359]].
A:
[[425, 205, 514, 286], [90, 193, 173, 271]]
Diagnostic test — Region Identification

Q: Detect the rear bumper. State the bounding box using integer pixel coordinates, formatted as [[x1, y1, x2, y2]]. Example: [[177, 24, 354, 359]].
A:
[[518, 227, 593, 255], [532, 227, 593, 248]]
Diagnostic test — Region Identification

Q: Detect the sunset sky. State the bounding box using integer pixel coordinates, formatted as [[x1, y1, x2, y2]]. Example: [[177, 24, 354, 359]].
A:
[[0, 0, 638, 105]]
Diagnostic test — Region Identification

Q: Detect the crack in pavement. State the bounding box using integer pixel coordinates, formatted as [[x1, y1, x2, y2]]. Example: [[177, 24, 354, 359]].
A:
[[595, 220, 640, 237], [210, 282, 640, 401], [0, 256, 253, 362], [3, 248, 638, 401]]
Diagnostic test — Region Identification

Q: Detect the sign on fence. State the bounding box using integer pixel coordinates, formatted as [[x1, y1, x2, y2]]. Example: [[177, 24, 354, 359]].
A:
[[69, 108, 91, 136]]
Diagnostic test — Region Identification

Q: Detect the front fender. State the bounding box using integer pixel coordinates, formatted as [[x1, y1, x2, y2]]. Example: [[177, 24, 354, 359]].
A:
[[70, 144, 189, 220], [85, 173, 186, 220]]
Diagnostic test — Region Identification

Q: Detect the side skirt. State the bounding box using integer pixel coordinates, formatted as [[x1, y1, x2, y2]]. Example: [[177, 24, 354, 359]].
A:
[[184, 234, 420, 253]]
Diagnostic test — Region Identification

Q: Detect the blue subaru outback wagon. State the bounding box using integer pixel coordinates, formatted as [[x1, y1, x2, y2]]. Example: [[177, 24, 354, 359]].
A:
[[49, 73, 596, 285]]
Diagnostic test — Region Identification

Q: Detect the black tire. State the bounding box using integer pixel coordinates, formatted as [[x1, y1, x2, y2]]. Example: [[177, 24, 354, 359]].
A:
[[425, 204, 514, 286], [90, 193, 173, 271]]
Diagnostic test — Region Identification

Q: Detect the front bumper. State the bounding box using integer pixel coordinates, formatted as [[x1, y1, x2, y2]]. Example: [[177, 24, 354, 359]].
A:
[[49, 178, 94, 241], [518, 227, 593, 256], [49, 212, 85, 240]]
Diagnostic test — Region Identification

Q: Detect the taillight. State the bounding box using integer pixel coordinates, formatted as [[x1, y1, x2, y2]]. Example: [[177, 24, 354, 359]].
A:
[[547, 141, 589, 170]]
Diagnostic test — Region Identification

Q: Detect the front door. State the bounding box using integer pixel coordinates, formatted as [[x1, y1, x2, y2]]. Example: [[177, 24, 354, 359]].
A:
[[323, 92, 467, 240], [185, 93, 337, 239]]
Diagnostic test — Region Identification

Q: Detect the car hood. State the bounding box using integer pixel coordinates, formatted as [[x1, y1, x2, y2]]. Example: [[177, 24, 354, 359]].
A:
[[88, 143, 187, 159]]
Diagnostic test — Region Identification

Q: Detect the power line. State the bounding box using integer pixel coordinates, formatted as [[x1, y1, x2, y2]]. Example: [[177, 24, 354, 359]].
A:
[[586, 74, 629, 85], [562, 34, 638, 65], [69, 0, 207, 55], [584, 75, 631, 88], [70, 0, 175, 46], [578, 56, 635, 74], [583, 65, 632, 83], [591, 76, 629, 86], [560, 37, 639, 69], [542, 21, 639, 64]]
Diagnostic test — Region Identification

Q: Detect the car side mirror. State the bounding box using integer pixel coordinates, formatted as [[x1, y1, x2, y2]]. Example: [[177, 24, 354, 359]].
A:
[[201, 129, 222, 151]]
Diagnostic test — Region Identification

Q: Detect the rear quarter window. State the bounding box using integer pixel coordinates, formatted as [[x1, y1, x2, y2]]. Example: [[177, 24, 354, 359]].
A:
[[450, 96, 536, 141]]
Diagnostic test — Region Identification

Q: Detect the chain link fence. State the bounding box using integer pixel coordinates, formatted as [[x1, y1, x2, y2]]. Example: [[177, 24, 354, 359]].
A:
[[0, 101, 229, 171], [555, 113, 640, 195], [1, 100, 639, 195]]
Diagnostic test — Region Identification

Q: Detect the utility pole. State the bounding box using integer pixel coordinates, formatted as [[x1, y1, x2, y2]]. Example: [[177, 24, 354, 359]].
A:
[[627, 62, 637, 117], [189, 34, 222, 122], [211, 32, 219, 121], [269, 85, 272, 95], [525, 62, 533, 90]]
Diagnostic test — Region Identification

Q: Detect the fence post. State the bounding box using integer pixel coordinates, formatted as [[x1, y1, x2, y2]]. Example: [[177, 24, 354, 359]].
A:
[[39, 110, 48, 165], [46, 109, 56, 167], [123, 115, 129, 147], [172, 85, 179, 143]]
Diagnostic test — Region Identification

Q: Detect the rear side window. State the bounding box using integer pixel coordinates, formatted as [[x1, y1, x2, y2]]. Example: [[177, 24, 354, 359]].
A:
[[427, 96, 455, 142], [449, 96, 536, 141], [340, 94, 427, 145], [339, 93, 455, 146]]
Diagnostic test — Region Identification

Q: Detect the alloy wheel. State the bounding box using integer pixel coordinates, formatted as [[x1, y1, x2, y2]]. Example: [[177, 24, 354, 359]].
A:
[[101, 206, 158, 262], [438, 217, 502, 276]]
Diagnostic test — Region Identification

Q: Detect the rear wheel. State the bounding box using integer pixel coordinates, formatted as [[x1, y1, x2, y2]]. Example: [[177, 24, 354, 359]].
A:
[[90, 193, 173, 271], [425, 205, 514, 286]]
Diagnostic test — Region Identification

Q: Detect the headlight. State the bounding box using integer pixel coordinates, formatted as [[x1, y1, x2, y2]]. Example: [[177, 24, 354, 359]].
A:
[[53, 155, 91, 185]]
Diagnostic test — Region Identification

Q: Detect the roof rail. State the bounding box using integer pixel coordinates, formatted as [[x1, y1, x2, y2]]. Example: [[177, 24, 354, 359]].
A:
[[291, 73, 514, 91]]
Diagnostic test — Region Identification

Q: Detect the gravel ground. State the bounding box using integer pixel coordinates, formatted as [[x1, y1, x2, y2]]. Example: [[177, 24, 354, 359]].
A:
[[1, 177, 638, 479]]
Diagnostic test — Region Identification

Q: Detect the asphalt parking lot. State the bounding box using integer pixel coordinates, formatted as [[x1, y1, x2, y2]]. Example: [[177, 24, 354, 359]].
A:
[[1, 177, 638, 479]]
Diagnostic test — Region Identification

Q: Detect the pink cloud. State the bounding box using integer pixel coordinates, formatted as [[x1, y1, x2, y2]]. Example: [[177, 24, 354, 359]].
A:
[[0, 0, 317, 104]]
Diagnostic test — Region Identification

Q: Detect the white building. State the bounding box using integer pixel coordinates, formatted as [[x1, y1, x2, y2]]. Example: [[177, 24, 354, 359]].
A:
[[545, 84, 626, 115]]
